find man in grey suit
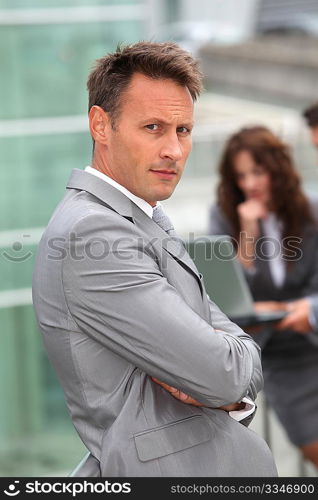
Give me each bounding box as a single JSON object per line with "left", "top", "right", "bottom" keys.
{"left": 32, "top": 41, "right": 277, "bottom": 477}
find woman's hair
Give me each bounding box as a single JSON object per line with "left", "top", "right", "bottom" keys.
{"left": 216, "top": 126, "right": 315, "bottom": 242}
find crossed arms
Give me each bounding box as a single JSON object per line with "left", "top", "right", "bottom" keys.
{"left": 62, "top": 212, "right": 263, "bottom": 409}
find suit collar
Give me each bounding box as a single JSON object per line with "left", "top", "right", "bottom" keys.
{"left": 66, "top": 168, "right": 134, "bottom": 218}
{"left": 84, "top": 166, "right": 154, "bottom": 218}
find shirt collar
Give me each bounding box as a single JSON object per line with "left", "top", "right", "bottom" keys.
{"left": 85, "top": 166, "right": 154, "bottom": 218}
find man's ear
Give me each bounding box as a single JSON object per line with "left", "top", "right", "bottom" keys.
{"left": 89, "top": 105, "right": 111, "bottom": 145}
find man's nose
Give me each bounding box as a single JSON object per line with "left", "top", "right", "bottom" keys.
{"left": 159, "top": 133, "right": 183, "bottom": 162}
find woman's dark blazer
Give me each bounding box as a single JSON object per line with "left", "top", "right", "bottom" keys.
{"left": 208, "top": 197, "right": 318, "bottom": 446}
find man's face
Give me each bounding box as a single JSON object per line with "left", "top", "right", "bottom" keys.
{"left": 310, "top": 126, "right": 318, "bottom": 150}
{"left": 95, "top": 73, "right": 194, "bottom": 206}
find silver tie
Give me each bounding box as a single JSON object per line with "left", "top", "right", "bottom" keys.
{"left": 152, "top": 205, "right": 186, "bottom": 258}
{"left": 152, "top": 205, "right": 175, "bottom": 235}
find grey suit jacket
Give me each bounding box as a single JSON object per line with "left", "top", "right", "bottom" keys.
{"left": 32, "top": 169, "right": 277, "bottom": 477}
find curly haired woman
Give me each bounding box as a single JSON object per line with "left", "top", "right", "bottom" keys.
{"left": 209, "top": 126, "right": 318, "bottom": 469}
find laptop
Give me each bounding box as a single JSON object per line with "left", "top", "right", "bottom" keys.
{"left": 186, "top": 235, "right": 287, "bottom": 328}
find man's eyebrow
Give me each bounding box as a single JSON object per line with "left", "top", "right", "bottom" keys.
{"left": 141, "top": 117, "right": 195, "bottom": 127}
{"left": 179, "top": 121, "right": 194, "bottom": 129}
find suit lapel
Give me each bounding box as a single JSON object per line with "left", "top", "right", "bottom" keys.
{"left": 66, "top": 168, "right": 134, "bottom": 219}
{"left": 131, "top": 204, "right": 203, "bottom": 292}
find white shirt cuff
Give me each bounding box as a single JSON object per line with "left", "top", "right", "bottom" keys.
{"left": 229, "top": 396, "right": 255, "bottom": 422}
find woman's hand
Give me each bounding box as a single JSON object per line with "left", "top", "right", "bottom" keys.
{"left": 254, "top": 301, "right": 288, "bottom": 312}
{"left": 276, "top": 299, "right": 312, "bottom": 334}
{"left": 237, "top": 199, "right": 268, "bottom": 270}
{"left": 255, "top": 300, "right": 312, "bottom": 334}
{"left": 237, "top": 199, "right": 268, "bottom": 238}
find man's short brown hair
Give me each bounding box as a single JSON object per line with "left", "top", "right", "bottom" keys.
{"left": 87, "top": 41, "right": 203, "bottom": 127}
{"left": 303, "top": 102, "right": 318, "bottom": 128}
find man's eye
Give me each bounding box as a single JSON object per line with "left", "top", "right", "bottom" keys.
{"left": 145, "top": 124, "right": 159, "bottom": 131}
{"left": 177, "top": 127, "right": 191, "bottom": 134}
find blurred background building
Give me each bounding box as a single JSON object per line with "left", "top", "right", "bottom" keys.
{"left": 1, "top": 0, "right": 318, "bottom": 476}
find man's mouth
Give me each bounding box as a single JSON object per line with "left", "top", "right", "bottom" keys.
{"left": 150, "top": 169, "right": 177, "bottom": 179}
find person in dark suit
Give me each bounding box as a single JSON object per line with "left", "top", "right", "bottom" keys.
{"left": 303, "top": 102, "right": 318, "bottom": 150}
{"left": 209, "top": 125, "right": 318, "bottom": 469}
{"left": 273, "top": 103, "right": 318, "bottom": 355}
{"left": 32, "top": 43, "right": 277, "bottom": 477}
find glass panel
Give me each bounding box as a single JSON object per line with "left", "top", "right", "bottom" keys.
{"left": 0, "top": 0, "right": 147, "bottom": 476}
{"left": 1, "top": 20, "right": 144, "bottom": 119}
{"left": 0, "top": 0, "right": 140, "bottom": 9}
{"left": 0, "top": 132, "right": 92, "bottom": 230}
{"left": 0, "top": 305, "right": 86, "bottom": 476}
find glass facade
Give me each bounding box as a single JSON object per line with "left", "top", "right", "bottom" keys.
{"left": 0, "top": 0, "right": 149, "bottom": 476}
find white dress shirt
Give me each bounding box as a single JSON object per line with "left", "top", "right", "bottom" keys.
{"left": 262, "top": 213, "right": 286, "bottom": 288}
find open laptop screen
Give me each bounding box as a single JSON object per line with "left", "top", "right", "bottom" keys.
{"left": 186, "top": 235, "right": 255, "bottom": 318}
{"left": 186, "top": 235, "right": 287, "bottom": 326}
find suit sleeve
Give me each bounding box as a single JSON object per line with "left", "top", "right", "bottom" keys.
{"left": 208, "top": 203, "right": 263, "bottom": 401}
{"left": 207, "top": 297, "right": 263, "bottom": 402}
{"left": 62, "top": 212, "right": 263, "bottom": 408}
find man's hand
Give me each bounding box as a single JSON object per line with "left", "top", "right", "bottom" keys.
{"left": 151, "top": 377, "right": 245, "bottom": 411}
{"left": 219, "top": 402, "right": 246, "bottom": 412}
{"left": 151, "top": 377, "right": 204, "bottom": 406}
{"left": 276, "top": 298, "right": 312, "bottom": 334}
